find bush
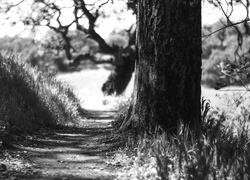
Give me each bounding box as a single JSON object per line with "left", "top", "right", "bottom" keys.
{"left": 0, "top": 52, "right": 82, "bottom": 133}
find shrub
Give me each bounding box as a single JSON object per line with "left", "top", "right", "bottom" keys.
{"left": 0, "top": 52, "right": 82, "bottom": 133}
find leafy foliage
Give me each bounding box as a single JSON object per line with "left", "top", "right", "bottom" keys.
{"left": 202, "top": 20, "right": 250, "bottom": 88}
{"left": 0, "top": 36, "right": 75, "bottom": 72}
{"left": 0, "top": 36, "right": 57, "bottom": 70}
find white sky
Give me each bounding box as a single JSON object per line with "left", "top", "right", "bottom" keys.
{"left": 0, "top": 1, "right": 248, "bottom": 39}
{"left": 0, "top": 0, "right": 135, "bottom": 39}
{"left": 202, "top": 1, "right": 248, "bottom": 25}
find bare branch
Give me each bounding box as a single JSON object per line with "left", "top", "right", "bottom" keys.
{"left": 70, "top": 54, "right": 113, "bottom": 67}
{"left": 216, "top": 0, "right": 244, "bottom": 60}
{"left": 73, "top": 0, "right": 116, "bottom": 54}
{"left": 96, "top": 0, "right": 110, "bottom": 15}
{"left": 4, "top": 0, "right": 25, "bottom": 13}
{"left": 202, "top": 19, "right": 250, "bottom": 41}
{"left": 79, "top": 0, "right": 97, "bottom": 24}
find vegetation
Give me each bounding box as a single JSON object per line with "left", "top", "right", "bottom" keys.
{"left": 0, "top": 35, "right": 81, "bottom": 72}
{"left": 202, "top": 20, "right": 250, "bottom": 89}
{"left": 112, "top": 96, "right": 250, "bottom": 179}
{"left": 0, "top": 0, "right": 136, "bottom": 95}
{"left": 1, "top": 0, "right": 250, "bottom": 179}
{"left": 0, "top": 51, "right": 82, "bottom": 135}
{"left": 110, "top": 1, "right": 250, "bottom": 177}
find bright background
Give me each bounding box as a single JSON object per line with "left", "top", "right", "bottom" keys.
{"left": 1, "top": 1, "right": 249, "bottom": 111}
{"left": 0, "top": 1, "right": 247, "bottom": 39}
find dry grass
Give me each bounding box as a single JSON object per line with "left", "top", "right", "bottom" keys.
{"left": 113, "top": 91, "right": 250, "bottom": 180}
{"left": 0, "top": 52, "right": 82, "bottom": 134}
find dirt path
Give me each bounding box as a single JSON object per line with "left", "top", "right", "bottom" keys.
{"left": 1, "top": 69, "right": 128, "bottom": 180}
{"left": 1, "top": 110, "right": 119, "bottom": 180}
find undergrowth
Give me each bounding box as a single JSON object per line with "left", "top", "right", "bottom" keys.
{"left": 0, "top": 52, "right": 82, "bottom": 134}
{"left": 112, "top": 96, "right": 250, "bottom": 180}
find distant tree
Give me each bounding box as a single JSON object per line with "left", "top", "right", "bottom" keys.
{"left": 0, "top": 36, "right": 44, "bottom": 65}
{"left": 119, "top": 0, "right": 202, "bottom": 133}
{"left": 0, "top": 0, "right": 136, "bottom": 95}
{"left": 0, "top": 36, "right": 66, "bottom": 71}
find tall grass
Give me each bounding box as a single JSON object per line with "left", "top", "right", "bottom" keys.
{"left": 113, "top": 97, "right": 250, "bottom": 180}
{"left": 0, "top": 52, "right": 82, "bottom": 133}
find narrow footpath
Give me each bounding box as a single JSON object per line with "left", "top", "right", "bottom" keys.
{"left": 0, "top": 110, "right": 119, "bottom": 180}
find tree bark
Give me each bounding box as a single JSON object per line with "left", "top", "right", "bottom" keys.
{"left": 123, "top": 0, "right": 202, "bottom": 133}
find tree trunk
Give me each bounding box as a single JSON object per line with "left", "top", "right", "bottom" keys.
{"left": 102, "top": 47, "right": 135, "bottom": 95}
{"left": 123, "top": 0, "right": 201, "bottom": 133}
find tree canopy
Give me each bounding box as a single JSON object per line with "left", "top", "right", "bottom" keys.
{"left": 0, "top": 0, "right": 135, "bottom": 60}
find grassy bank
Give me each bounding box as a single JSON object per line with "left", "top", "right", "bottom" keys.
{"left": 0, "top": 52, "right": 82, "bottom": 134}
{"left": 113, "top": 96, "right": 250, "bottom": 180}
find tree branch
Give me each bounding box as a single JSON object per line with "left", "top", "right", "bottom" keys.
{"left": 73, "top": 0, "right": 116, "bottom": 54}
{"left": 3, "top": 0, "right": 25, "bottom": 13}
{"left": 70, "top": 54, "right": 113, "bottom": 67}
{"left": 202, "top": 19, "right": 250, "bottom": 42}
{"left": 96, "top": 0, "right": 110, "bottom": 16}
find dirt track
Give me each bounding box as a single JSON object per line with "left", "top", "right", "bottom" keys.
{"left": 1, "top": 110, "right": 119, "bottom": 180}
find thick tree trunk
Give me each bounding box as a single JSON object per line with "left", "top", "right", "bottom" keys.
{"left": 123, "top": 0, "right": 202, "bottom": 133}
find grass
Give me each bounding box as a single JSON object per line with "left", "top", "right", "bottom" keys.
{"left": 112, "top": 94, "right": 250, "bottom": 180}
{"left": 0, "top": 51, "right": 82, "bottom": 135}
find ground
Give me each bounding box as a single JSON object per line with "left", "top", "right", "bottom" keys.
{"left": 1, "top": 64, "right": 249, "bottom": 179}
{"left": 0, "top": 110, "right": 118, "bottom": 180}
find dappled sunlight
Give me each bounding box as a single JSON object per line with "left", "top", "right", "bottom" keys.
{"left": 4, "top": 115, "right": 118, "bottom": 179}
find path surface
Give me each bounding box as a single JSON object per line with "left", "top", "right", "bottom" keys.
{"left": 1, "top": 67, "right": 130, "bottom": 179}
{"left": 1, "top": 110, "right": 119, "bottom": 180}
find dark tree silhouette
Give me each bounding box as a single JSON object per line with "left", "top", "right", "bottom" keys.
{"left": 119, "top": 0, "right": 202, "bottom": 133}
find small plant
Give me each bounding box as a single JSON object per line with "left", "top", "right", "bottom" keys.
{"left": 111, "top": 96, "right": 132, "bottom": 130}
{"left": 115, "top": 96, "right": 132, "bottom": 112}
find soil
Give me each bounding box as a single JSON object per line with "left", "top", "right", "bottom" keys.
{"left": 0, "top": 110, "right": 120, "bottom": 180}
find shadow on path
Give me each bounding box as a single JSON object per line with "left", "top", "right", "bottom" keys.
{"left": 8, "top": 110, "right": 119, "bottom": 180}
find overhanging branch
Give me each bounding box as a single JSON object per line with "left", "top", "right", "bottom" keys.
{"left": 202, "top": 19, "right": 250, "bottom": 41}
{"left": 70, "top": 53, "right": 113, "bottom": 66}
